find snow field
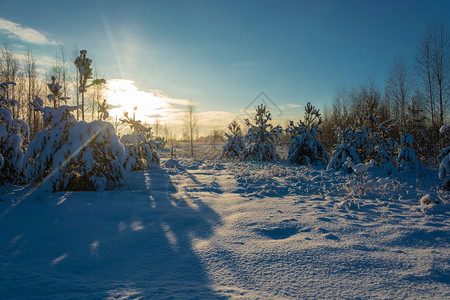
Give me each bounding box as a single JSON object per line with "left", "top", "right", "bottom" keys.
{"left": 0, "top": 156, "right": 449, "bottom": 299}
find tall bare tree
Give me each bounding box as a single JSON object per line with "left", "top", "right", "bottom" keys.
{"left": 184, "top": 102, "right": 198, "bottom": 157}
{"left": 0, "top": 43, "right": 19, "bottom": 117}
{"left": 385, "top": 57, "right": 413, "bottom": 127}
{"left": 430, "top": 23, "right": 450, "bottom": 130}
{"left": 416, "top": 22, "right": 450, "bottom": 150}
{"left": 24, "top": 49, "right": 39, "bottom": 135}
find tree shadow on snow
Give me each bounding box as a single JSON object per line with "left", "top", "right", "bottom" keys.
{"left": 0, "top": 168, "right": 224, "bottom": 299}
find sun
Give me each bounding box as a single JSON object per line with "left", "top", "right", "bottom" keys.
{"left": 105, "top": 79, "right": 169, "bottom": 124}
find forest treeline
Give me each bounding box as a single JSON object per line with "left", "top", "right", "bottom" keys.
{"left": 317, "top": 23, "right": 449, "bottom": 161}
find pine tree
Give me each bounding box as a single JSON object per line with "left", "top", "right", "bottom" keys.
{"left": 397, "top": 127, "right": 422, "bottom": 174}
{"left": 356, "top": 96, "right": 397, "bottom": 173}
{"left": 241, "top": 104, "right": 281, "bottom": 161}
{"left": 222, "top": 120, "right": 245, "bottom": 158}
{"left": 47, "top": 75, "right": 70, "bottom": 109}
{"left": 120, "top": 111, "right": 159, "bottom": 171}
{"left": 74, "top": 50, "right": 93, "bottom": 121}
{"left": 24, "top": 100, "right": 125, "bottom": 191}
{"left": 287, "top": 102, "right": 329, "bottom": 165}
{"left": 327, "top": 126, "right": 363, "bottom": 171}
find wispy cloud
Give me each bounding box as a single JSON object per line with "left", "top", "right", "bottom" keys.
{"left": 285, "top": 103, "right": 302, "bottom": 109}
{"left": 0, "top": 18, "right": 59, "bottom": 45}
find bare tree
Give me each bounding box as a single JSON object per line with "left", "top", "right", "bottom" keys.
{"left": 416, "top": 22, "right": 450, "bottom": 150}
{"left": 430, "top": 23, "right": 450, "bottom": 131}
{"left": 385, "top": 57, "right": 413, "bottom": 127}
{"left": 89, "top": 70, "right": 106, "bottom": 121}
{"left": 71, "top": 47, "right": 81, "bottom": 119}
{"left": 209, "top": 128, "right": 223, "bottom": 149}
{"left": 24, "top": 49, "right": 39, "bottom": 135}
{"left": 0, "top": 43, "right": 19, "bottom": 117}
{"left": 154, "top": 119, "right": 160, "bottom": 138}
{"left": 184, "top": 102, "right": 198, "bottom": 157}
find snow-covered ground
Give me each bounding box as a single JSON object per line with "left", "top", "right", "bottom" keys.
{"left": 1, "top": 149, "right": 449, "bottom": 299}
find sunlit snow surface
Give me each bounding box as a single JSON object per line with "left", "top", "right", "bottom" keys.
{"left": 1, "top": 154, "right": 449, "bottom": 299}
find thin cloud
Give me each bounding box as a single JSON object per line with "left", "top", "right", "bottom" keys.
{"left": 0, "top": 18, "right": 59, "bottom": 45}
{"left": 145, "top": 113, "right": 165, "bottom": 119}
{"left": 285, "top": 103, "right": 302, "bottom": 108}
{"left": 14, "top": 52, "right": 55, "bottom": 68}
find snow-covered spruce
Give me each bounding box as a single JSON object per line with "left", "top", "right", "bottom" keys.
{"left": 355, "top": 98, "right": 397, "bottom": 173}
{"left": 397, "top": 129, "right": 422, "bottom": 174}
{"left": 241, "top": 104, "right": 281, "bottom": 161}
{"left": 152, "top": 137, "right": 166, "bottom": 149}
{"left": 327, "top": 127, "right": 363, "bottom": 171}
{"left": 437, "top": 125, "right": 450, "bottom": 185}
{"left": 328, "top": 100, "right": 397, "bottom": 173}
{"left": 287, "top": 102, "right": 329, "bottom": 165}
{"left": 120, "top": 112, "right": 159, "bottom": 171}
{"left": 24, "top": 102, "right": 125, "bottom": 191}
{"left": 363, "top": 119, "right": 398, "bottom": 174}
{"left": 0, "top": 82, "right": 29, "bottom": 184}
{"left": 222, "top": 120, "right": 245, "bottom": 159}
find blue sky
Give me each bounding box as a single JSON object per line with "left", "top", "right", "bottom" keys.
{"left": 0, "top": 0, "right": 449, "bottom": 128}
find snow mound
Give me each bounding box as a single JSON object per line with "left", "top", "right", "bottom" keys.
{"left": 164, "top": 159, "right": 181, "bottom": 169}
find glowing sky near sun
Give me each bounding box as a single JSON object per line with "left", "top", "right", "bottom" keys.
{"left": 106, "top": 79, "right": 170, "bottom": 123}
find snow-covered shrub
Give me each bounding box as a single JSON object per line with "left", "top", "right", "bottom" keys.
{"left": 0, "top": 82, "right": 29, "bottom": 184}
{"left": 328, "top": 99, "right": 397, "bottom": 173}
{"left": 345, "top": 158, "right": 375, "bottom": 195}
{"left": 241, "top": 104, "right": 282, "bottom": 161}
{"left": 153, "top": 137, "right": 166, "bottom": 149}
{"left": 437, "top": 125, "right": 450, "bottom": 189}
{"left": 222, "top": 120, "right": 245, "bottom": 159}
{"left": 398, "top": 129, "right": 422, "bottom": 174}
{"left": 287, "top": 102, "right": 329, "bottom": 165}
{"left": 327, "top": 127, "right": 363, "bottom": 171}
{"left": 362, "top": 119, "right": 398, "bottom": 174}
{"left": 120, "top": 112, "right": 159, "bottom": 171}
{"left": 24, "top": 102, "right": 126, "bottom": 191}
{"left": 354, "top": 98, "right": 397, "bottom": 173}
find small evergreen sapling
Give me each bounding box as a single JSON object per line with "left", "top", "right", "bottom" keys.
{"left": 397, "top": 128, "right": 422, "bottom": 174}
{"left": 222, "top": 120, "right": 245, "bottom": 159}
{"left": 0, "top": 81, "right": 29, "bottom": 184}
{"left": 47, "top": 76, "right": 70, "bottom": 109}
{"left": 287, "top": 102, "right": 329, "bottom": 165}
{"left": 120, "top": 112, "right": 159, "bottom": 171}
{"left": 345, "top": 158, "right": 375, "bottom": 195}
{"left": 327, "top": 127, "right": 363, "bottom": 171}
{"left": 328, "top": 98, "right": 397, "bottom": 173}
{"left": 241, "top": 104, "right": 282, "bottom": 161}
{"left": 355, "top": 98, "right": 397, "bottom": 173}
